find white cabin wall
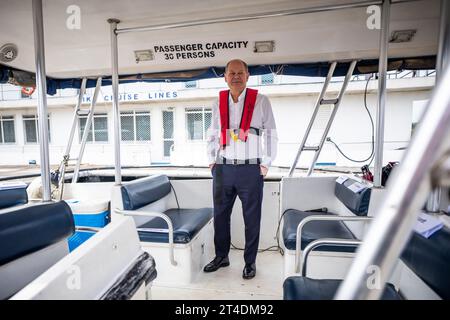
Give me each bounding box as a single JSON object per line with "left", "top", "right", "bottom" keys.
{"left": 0, "top": 77, "right": 433, "bottom": 167}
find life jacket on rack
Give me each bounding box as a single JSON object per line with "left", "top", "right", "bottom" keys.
{"left": 219, "top": 88, "right": 258, "bottom": 149}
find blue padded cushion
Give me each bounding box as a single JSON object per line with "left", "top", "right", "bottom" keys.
{"left": 282, "top": 209, "right": 356, "bottom": 252}
{"left": 0, "top": 201, "right": 75, "bottom": 266}
{"left": 334, "top": 178, "right": 371, "bottom": 216}
{"left": 121, "top": 175, "right": 171, "bottom": 210}
{"left": 401, "top": 226, "right": 450, "bottom": 300}
{"left": 283, "top": 277, "right": 402, "bottom": 300}
{"left": 137, "top": 208, "right": 213, "bottom": 244}
{"left": 0, "top": 187, "right": 28, "bottom": 210}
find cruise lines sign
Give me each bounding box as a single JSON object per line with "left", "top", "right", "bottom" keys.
{"left": 82, "top": 91, "right": 178, "bottom": 103}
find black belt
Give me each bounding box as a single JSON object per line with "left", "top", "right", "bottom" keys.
{"left": 221, "top": 158, "right": 261, "bottom": 165}
{"left": 230, "top": 127, "right": 262, "bottom": 136}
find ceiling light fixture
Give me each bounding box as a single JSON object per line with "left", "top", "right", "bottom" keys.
{"left": 389, "top": 30, "right": 416, "bottom": 43}
{"left": 134, "top": 49, "right": 154, "bottom": 63}
{"left": 254, "top": 41, "right": 275, "bottom": 53}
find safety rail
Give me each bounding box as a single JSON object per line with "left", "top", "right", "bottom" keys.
{"left": 115, "top": 208, "right": 178, "bottom": 266}
{"left": 295, "top": 215, "right": 372, "bottom": 273}
{"left": 301, "top": 238, "right": 362, "bottom": 276}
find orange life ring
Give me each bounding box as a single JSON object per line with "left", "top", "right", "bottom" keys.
{"left": 21, "top": 86, "right": 35, "bottom": 96}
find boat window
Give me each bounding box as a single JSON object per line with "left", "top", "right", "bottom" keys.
{"left": 260, "top": 73, "right": 274, "bottom": 85}
{"left": 186, "top": 107, "right": 212, "bottom": 141}
{"left": 78, "top": 113, "right": 108, "bottom": 143}
{"left": 0, "top": 115, "right": 15, "bottom": 144}
{"left": 163, "top": 110, "right": 174, "bottom": 158}
{"left": 23, "top": 114, "right": 50, "bottom": 144}
{"left": 120, "top": 111, "right": 151, "bottom": 142}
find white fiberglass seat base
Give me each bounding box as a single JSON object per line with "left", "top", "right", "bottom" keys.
{"left": 11, "top": 215, "right": 155, "bottom": 300}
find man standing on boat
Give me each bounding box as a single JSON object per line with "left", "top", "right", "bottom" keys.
{"left": 204, "top": 59, "right": 278, "bottom": 279}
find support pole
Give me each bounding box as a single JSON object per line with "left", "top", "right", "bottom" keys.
{"left": 427, "top": 0, "right": 450, "bottom": 211}
{"left": 373, "top": 0, "right": 390, "bottom": 187}
{"left": 32, "top": 0, "right": 51, "bottom": 201}
{"left": 436, "top": 0, "right": 450, "bottom": 80}
{"left": 108, "top": 18, "right": 122, "bottom": 185}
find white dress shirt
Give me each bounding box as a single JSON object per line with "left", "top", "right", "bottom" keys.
{"left": 206, "top": 89, "right": 278, "bottom": 167}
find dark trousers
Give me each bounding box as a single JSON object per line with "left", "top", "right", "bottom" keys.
{"left": 212, "top": 164, "right": 264, "bottom": 264}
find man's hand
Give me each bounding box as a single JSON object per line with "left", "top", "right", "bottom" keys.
{"left": 260, "top": 165, "right": 268, "bottom": 177}
{"left": 209, "top": 163, "right": 215, "bottom": 170}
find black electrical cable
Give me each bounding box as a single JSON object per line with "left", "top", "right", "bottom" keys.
{"left": 230, "top": 207, "right": 328, "bottom": 256}
{"left": 230, "top": 210, "right": 287, "bottom": 255}
{"left": 230, "top": 242, "right": 280, "bottom": 253}
{"left": 327, "top": 74, "right": 375, "bottom": 164}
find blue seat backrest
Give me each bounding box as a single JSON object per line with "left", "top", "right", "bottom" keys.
{"left": 120, "top": 174, "right": 171, "bottom": 210}
{"left": 401, "top": 226, "right": 450, "bottom": 300}
{"left": 0, "top": 186, "right": 28, "bottom": 210}
{"left": 0, "top": 201, "right": 75, "bottom": 266}
{"left": 334, "top": 177, "right": 371, "bottom": 216}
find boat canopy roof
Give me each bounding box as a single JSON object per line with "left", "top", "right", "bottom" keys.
{"left": 0, "top": 0, "right": 440, "bottom": 93}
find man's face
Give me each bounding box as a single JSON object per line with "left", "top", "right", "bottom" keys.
{"left": 224, "top": 61, "right": 249, "bottom": 93}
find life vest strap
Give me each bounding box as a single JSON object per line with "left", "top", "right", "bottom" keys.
{"left": 219, "top": 88, "right": 258, "bottom": 148}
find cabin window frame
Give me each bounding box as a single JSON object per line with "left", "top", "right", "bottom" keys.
{"left": 185, "top": 107, "right": 212, "bottom": 141}
{"left": 23, "top": 114, "right": 51, "bottom": 144}
{"left": 0, "top": 115, "right": 16, "bottom": 144}
{"left": 120, "top": 110, "right": 151, "bottom": 143}
{"left": 78, "top": 113, "right": 109, "bottom": 143}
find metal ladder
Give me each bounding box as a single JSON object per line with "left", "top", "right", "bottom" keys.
{"left": 57, "top": 77, "right": 102, "bottom": 199}
{"left": 288, "top": 60, "right": 357, "bottom": 177}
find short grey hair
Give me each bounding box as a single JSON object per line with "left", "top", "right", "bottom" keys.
{"left": 225, "top": 59, "right": 249, "bottom": 74}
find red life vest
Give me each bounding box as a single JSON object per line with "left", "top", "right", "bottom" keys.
{"left": 219, "top": 88, "right": 258, "bottom": 149}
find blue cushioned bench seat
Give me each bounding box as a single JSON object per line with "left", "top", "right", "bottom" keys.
{"left": 282, "top": 177, "right": 371, "bottom": 253}
{"left": 282, "top": 209, "right": 357, "bottom": 252}
{"left": 121, "top": 175, "right": 171, "bottom": 211}
{"left": 138, "top": 208, "right": 213, "bottom": 244}
{"left": 0, "top": 185, "right": 28, "bottom": 210}
{"left": 283, "top": 277, "right": 402, "bottom": 300}
{"left": 0, "top": 201, "right": 74, "bottom": 265}
{"left": 401, "top": 225, "right": 450, "bottom": 300}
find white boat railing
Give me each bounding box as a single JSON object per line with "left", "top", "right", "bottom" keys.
{"left": 115, "top": 208, "right": 178, "bottom": 266}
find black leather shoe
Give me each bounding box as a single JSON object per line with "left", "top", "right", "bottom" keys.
{"left": 203, "top": 256, "right": 230, "bottom": 272}
{"left": 242, "top": 263, "right": 256, "bottom": 279}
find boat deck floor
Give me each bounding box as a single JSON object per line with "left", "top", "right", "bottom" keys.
{"left": 151, "top": 250, "right": 284, "bottom": 300}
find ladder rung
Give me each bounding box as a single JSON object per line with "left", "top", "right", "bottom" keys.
{"left": 77, "top": 110, "right": 90, "bottom": 116}
{"left": 302, "top": 146, "right": 319, "bottom": 151}
{"left": 320, "top": 98, "right": 339, "bottom": 105}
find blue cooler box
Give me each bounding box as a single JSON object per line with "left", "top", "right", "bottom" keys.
{"left": 66, "top": 199, "right": 110, "bottom": 251}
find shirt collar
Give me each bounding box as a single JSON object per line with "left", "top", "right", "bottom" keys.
{"left": 228, "top": 89, "right": 247, "bottom": 103}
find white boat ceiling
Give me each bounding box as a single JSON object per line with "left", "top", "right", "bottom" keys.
{"left": 0, "top": 0, "right": 441, "bottom": 79}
